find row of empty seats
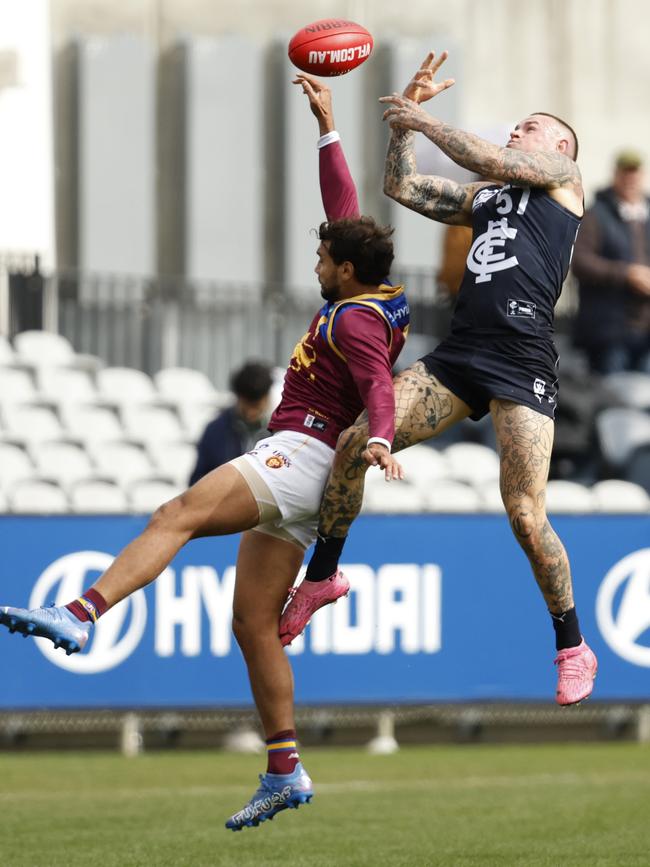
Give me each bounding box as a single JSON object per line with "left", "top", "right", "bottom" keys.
{"left": 0, "top": 331, "right": 648, "bottom": 514}
{"left": 0, "top": 477, "right": 183, "bottom": 515}
{"left": 360, "top": 444, "right": 650, "bottom": 513}
{"left": 0, "top": 438, "right": 195, "bottom": 492}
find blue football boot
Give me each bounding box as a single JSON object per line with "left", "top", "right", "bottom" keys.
{"left": 0, "top": 604, "right": 91, "bottom": 655}
{"left": 225, "top": 762, "right": 313, "bottom": 831}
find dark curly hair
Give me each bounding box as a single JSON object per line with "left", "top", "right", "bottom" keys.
{"left": 319, "top": 217, "right": 394, "bottom": 285}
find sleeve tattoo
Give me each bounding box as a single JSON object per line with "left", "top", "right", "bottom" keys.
{"left": 419, "top": 121, "right": 581, "bottom": 190}
{"left": 383, "top": 129, "right": 487, "bottom": 226}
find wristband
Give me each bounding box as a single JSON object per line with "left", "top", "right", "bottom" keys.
{"left": 317, "top": 130, "right": 340, "bottom": 149}
{"left": 367, "top": 437, "right": 391, "bottom": 452}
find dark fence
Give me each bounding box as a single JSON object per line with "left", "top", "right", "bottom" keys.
{"left": 2, "top": 258, "right": 578, "bottom": 390}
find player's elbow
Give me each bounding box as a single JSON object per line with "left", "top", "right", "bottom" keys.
{"left": 383, "top": 175, "right": 402, "bottom": 201}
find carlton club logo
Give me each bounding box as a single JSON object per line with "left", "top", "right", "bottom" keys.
{"left": 596, "top": 548, "right": 650, "bottom": 667}
{"left": 29, "top": 551, "right": 147, "bottom": 674}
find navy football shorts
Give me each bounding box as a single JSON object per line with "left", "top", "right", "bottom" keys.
{"left": 420, "top": 335, "right": 559, "bottom": 421}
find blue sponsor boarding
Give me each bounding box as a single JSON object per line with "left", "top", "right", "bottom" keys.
{"left": 1, "top": 514, "right": 649, "bottom": 708}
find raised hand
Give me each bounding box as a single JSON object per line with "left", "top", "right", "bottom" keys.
{"left": 379, "top": 92, "right": 433, "bottom": 134}
{"left": 293, "top": 73, "right": 335, "bottom": 136}
{"left": 401, "top": 50, "right": 455, "bottom": 104}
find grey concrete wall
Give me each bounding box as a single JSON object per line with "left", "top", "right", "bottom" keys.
{"left": 77, "top": 36, "right": 155, "bottom": 276}
{"left": 50, "top": 0, "right": 650, "bottom": 276}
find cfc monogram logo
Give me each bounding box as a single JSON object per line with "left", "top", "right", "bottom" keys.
{"left": 467, "top": 185, "right": 530, "bottom": 284}
{"left": 466, "top": 218, "right": 519, "bottom": 283}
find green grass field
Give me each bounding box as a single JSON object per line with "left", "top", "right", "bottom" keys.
{"left": 1, "top": 743, "right": 649, "bottom": 866}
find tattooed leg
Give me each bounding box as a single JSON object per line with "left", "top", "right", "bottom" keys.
{"left": 491, "top": 399, "right": 574, "bottom": 613}
{"left": 318, "top": 362, "right": 471, "bottom": 537}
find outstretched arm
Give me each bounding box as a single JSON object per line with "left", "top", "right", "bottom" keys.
{"left": 380, "top": 49, "right": 581, "bottom": 199}
{"left": 294, "top": 74, "right": 360, "bottom": 220}
{"left": 382, "top": 50, "right": 489, "bottom": 226}
{"left": 384, "top": 127, "right": 490, "bottom": 226}
{"left": 381, "top": 97, "right": 580, "bottom": 192}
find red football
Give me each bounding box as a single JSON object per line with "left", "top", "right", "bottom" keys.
{"left": 288, "top": 19, "right": 373, "bottom": 77}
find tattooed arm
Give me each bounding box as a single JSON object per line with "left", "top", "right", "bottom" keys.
{"left": 383, "top": 126, "right": 491, "bottom": 226}
{"left": 381, "top": 95, "right": 582, "bottom": 199}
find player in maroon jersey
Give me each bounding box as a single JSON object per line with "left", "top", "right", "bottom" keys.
{"left": 0, "top": 76, "right": 409, "bottom": 830}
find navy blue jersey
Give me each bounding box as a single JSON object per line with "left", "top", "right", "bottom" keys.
{"left": 450, "top": 185, "right": 581, "bottom": 340}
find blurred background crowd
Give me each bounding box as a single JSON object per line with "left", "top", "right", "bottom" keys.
{"left": 0, "top": 0, "right": 649, "bottom": 514}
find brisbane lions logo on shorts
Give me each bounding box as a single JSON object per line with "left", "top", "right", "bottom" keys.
{"left": 266, "top": 452, "right": 291, "bottom": 469}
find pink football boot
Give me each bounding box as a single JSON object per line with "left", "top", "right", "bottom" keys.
{"left": 554, "top": 638, "right": 598, "bottom": 705}
{"left": 279, "top": 570, "right": 350, "bottom": 646}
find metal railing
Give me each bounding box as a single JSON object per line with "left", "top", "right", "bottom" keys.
{"left": 2, "top": 257, "right": 578, "bottom": 390}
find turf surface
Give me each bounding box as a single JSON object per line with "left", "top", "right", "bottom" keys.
{"left": 0, "top": 743, "right": 649, "bottom": 866}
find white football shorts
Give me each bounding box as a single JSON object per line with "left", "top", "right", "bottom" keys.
{"left": 229, "top": 430, "right": 335, "bottom": 550}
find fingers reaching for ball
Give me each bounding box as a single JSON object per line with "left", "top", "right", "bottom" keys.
{"left": 293, "top": 73, "right": 335, "bottom": 135}
{"left": 401, "top": 49, "right": 455, "bottom": 104}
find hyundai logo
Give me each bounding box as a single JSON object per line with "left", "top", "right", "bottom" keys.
{"left": 29, "top": 551, "right": 147, "bottom": 674}
{"left": 596, "top": 548, "right": 650, "bottom": 667}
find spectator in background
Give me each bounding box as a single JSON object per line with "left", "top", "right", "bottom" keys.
{"left": 572, "top": 150, "right": 650, "bottom": 374}
{"left": 189, "top": 361, "right": 273, "bottom": 484}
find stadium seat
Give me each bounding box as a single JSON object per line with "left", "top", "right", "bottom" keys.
{"left": 393, "top": 444, "right": 449, "bottom": 487}
{"left": 602, "top": 371, "right": 650, "bottom": 411}
{"left": 178, "top": 401, "right": 224, "bottom": 441}
{"left": 596, "top": 407, "right": 650, "bottom": 471}
{"left": 0, "top": 335, "right": 16, "bottom": 364}
{"left": 545, "top": 480, "right": 594, "bottom": 513}
{"left": 422, "top": 480, "right": 482, "bottom": 512}
{"left": 97, "top": 367, "right": 159, "bottom": 406}
{"left": 8, "top": 479, "right": 69, "bottom": 514}
{"left": 148, "top": 440, "right": 197, "bottom": 487}
{"left": 121, "top": 404, "right": 185, "bottom": 444}
{"left": 476, "top": 479, "right": 504, "bottom": 513}
{"left": 13, "top": 330, "right": 76, "bottom": 367}
{"left": 154, "top": 367, "right": 220, "bottom": 404}
{"left": 69, "top": 479, "right": 128, "bottom": 514}
{"left": 31, "top": 440, "right": 96, "bottom": 489}
{"left": 61, "top": 404, "right": 125, "bottom": 444}
{"left": 128, "top": 479, "right": 183, "bottom": 513}
{"left": 2, "top": 403, "right": 65, "bottom": 444}
{"left": 443, "top": 443, "right": 501, "bottom": 485}
{"left": 0, "top": 366, "right": 39, "bottom": 405}
{"left": 591, "top": 479, "right": 650, "bottom": 513}
{"left": 0, "top": 442, "right": 36, "bottom": 492}
{"left": 362, "top": 480, "right": 427, "bottom": 513}
{"left": 625, "top": 443, "right": 650, "bottom": 496}
{"left": 38, "top": 366, "right": 98, "bottom": 406}
{"left": 88, "top": 440, "right": 156, "bottom": 487}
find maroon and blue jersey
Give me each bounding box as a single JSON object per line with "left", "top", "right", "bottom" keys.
{"left": 269, "top": 137, "right": 409, "bottom": 449}
{"left": 270, "top": 285, "right": 409, "bottom": 448}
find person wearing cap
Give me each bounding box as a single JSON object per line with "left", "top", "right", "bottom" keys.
{"left": 572, "top": 150, "right": 650, "bottom": 374}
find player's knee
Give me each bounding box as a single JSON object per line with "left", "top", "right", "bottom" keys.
{"left": 334, "top": 423, "right": 368, "bottom": 466}
{"left": 232, "top": 609, "right": 274, "bottom": 650}
{"left": 148, "top": 492, "right": 193, "bottom": 534}
{"left": 506, "top": 499, "right": 545, "bottom": 545}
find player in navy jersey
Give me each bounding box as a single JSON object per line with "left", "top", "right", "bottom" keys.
{"left": 282, "top": 51, "right": 597, "bottom": 707}
{"left": 0, "top": 81, "right": 408, "bottom": 828}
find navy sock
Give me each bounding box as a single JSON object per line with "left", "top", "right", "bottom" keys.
{"left": 551, "top": 606, "right": 582, "bottom": 651}
{"left": 305, "top": 533, "right": 347, "bottom": 582}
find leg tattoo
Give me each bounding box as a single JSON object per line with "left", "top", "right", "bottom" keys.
{"left": 319, "top": 362, "right": 468, "bottom": 538}
{"left": 493, "top": 400, "right": 574, "bottom": 613}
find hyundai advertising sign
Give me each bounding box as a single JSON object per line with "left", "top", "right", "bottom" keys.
{"left": 1, "top": 515, "right": 649, "bottom": 708}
